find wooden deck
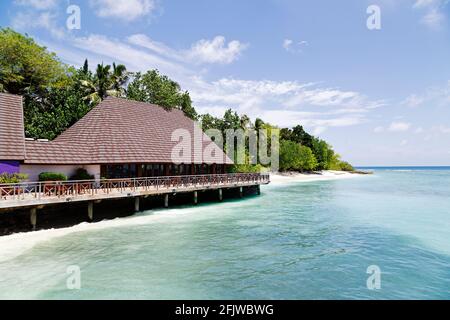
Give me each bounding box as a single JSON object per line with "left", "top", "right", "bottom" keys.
{"left": 0, "top": 173, "right": 270, "bottom": 210}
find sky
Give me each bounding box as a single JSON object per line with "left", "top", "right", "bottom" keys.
{"left": 1, "top": 0, "right": 450, "bottom": 166}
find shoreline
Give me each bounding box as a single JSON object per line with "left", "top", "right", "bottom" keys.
{"left": 269, "top": 170, "right": 367, "bottom": 185}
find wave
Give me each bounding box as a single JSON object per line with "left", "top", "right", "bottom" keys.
{"left": 0, "top": 196, "right": 261, "bottom": 263}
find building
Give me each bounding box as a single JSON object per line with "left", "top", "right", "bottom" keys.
{"left": 0, "top": 93, "right": 233, "bottom": 181}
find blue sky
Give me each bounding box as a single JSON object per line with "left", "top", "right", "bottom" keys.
{"left": 1, "top": 0, "right": 450, "bottom": 166}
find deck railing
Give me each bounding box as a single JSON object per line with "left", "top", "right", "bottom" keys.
{"left": 0, "top": 173, "right": 270, "bottom": 201}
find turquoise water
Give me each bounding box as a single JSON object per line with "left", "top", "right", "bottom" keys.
{"left": 0, "top": 168, "right": 449, "bottom": 299}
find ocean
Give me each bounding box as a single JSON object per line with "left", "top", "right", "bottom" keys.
{"left": 0, "top": 167, "right": 449, "bottom": 299}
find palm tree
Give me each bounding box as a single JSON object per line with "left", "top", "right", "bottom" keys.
{"left": 80, "top": 62, "right": 129, "bottom": 105}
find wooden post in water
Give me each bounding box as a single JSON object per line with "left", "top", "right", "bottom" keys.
{"left": 164, "top": 194, "right": 169, "bottom": 208}
{"left": 30, "top": 208, "right": 37, "bottom": 230}
{"left": 218, "top": 189, "right": 223, "bottom": 202}
{"left": 193, "top": 191, "right": 198, "bottom": 205}
{"left": 88, "top": 202, "right": 94, "bottom": 221}
{"left": 134, "top": 197, "right": 140, "bottom": 212}
{"left": 256, "top": 185, "right": 261, "bottom": 195}
{"left": 239, "top": 187, "right": 243, "bottom": 198}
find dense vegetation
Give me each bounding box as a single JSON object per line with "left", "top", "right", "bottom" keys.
{"left": 0, "top": 28, "right": 354, "bottom": 173}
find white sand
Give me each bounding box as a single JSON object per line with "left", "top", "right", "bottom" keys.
{"left": 269, "top": 170, "right": 362, "bottom": 185}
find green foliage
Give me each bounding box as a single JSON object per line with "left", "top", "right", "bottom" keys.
{"left": 81, "top": 62, "right": 129, "bottom": 105}
{"left": 280, "top": 140, "right": 302, "bottom": 171}
{"left": 338, "top": 161, "right": 355, "bottom": 172}
{"left": 280, "top": 125, "right": 314, "bottom": 148}
{"left": 312, "top": 138, "right": 330, "bottom": 170}
{"left": 70, "top": 168, "right": 94, "bottom": 181}
{"left": 0, "top": 28, "right": 68, "bottom": 95}
{"left": 38, "top": 172, "right": 68, "bottom": 182}
{"left": 279, "top": 141, "right": 318, "bottom": 172}
{"left": 228, "top": 164, "right": 264, "bottom": 173}
{"left": 126, "top": 70, "right": 198, "bottom": 120}
{"left": 24, "top": 67, "right": 92, "bottom": 139}
{"left": 298, "top": 145, "right": 318, "bottom": 171}
{"left": 0, "top": 173, "right": 28, "bottom": 184}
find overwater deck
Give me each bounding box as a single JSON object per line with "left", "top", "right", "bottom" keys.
{"left": 0, "top": 173, "right": 270, "bottom": 211}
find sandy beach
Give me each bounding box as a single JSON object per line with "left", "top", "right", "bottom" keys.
{"left": 269, "top": 170, "right": 363, "bottom": 185}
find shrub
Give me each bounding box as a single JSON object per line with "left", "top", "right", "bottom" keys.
{"left": 228, "top": 164, "right": 264, "bottom": 173}
{"left": 0, "top": 173, "right": 28, "bottom": 184}
{"left": 38, "top": 172, "right": 68, "bottom": 182}
{"left": 339, "top": 161, "right": 355, "bottom": 172}
{"left": 70, "top": 168, "right": 94, "bottom": 181}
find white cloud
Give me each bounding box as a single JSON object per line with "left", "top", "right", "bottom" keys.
{"left": 415, "top": 127, "right": 424, "bottom": 134}
{"left": 374, "top": 126, "right": 385, "bottom": 133}
{"left": 402, "top": 94, "right": 425, "bottom": 107}
{"left": 283, "top": 39, "right": 308, "bottom": 53}
{"left": 431, "top": 125, "right": 450, "bottom": 134}
{"left": 129, "top": 34, "right": 248, "bottom": 65}
{"left": 189, "top": 77, "right": 378, "bottom": 132}
{"left": 90, "top": 0, "right": 156, "bottom": 21}
{"left": 283, "top": 39, "right": 293, "bottom": 51}
{"left": 388, "top": 122, "right": 411, "bottom": 132}
{"left": 71, "top": 34, "right": 190, "bottom": 78}
{"left": 413, "top": 0, "right": 440, "bottom": 9}
{"left": 11, "top": 10, "right": 64, "bottom": 39}
{"left": 186, "top": 36, "right": 248, "bottom": 64}
{"left": 127, "top": 34, "right": 182, "bottom": 61}
{"left": 421, "top": 8, "right": 445, "bottom": 29}
{"left": 14, "top": 0, "right": 57, "bottom": 10}
{"left": 400, "top": 139, "right": 408, "bottom": 146}
{"left": 402, "top": 80, "right": 450, "bottom": 108}
{"left": 412, "top": 0, "right": 447, "bottom": 29}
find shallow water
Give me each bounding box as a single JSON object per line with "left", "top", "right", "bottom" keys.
{"left": 0, "top": 169, "right": 449, "bottom": 299}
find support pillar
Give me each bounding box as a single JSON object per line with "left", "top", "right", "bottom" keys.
{"left": 239, "top": 187, "right": 243, "bottom": 198}
{"left": 193, "top": 191, "right": 198, "bottom": 205}
{"left": 164, "top": 194, "right": 169, "bottom": 208}
{"left": 88, "top": 202, "right": 94, "bottom": 221}
{"left": 256, "top": 185, "right": 261, "bottom": 195}
{"left": 218, "top": 189, "right": 223, "bottom": 202}
{"left": 30, "top": 208, "right": 37, "bottom": 230}
{"left": 134, "top": 197, "right": 140, "bottom": 212}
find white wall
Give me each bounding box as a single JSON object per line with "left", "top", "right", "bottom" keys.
{"left": 20, "top": 164, "right": 101, "bottom": 182}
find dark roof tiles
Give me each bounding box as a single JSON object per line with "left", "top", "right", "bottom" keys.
{"left": 24, "top": 97, "right": 233, "bottom": 165}
{"left": 0, "top": 93, "right": 25, "bottom": 160}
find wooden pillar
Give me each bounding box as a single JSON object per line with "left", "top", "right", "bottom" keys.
{"left": 165, "top": 164, "right": 170, "bottom": 176}
{"left": 256, "top": 185, "right": 261, "bottom": 195}
{"left": 134, "top": 197, "right": 140, "bottom": 212}
{"left": 88, "top": 202, "right": 94, "bottom": 221}
{"left": 239, "top": 187, "right": 243, "bottom": 198}
{"left": 218, "top": 189, "right": 223, "bottom": 202}
{"left": 164, "top": 194, "right": 169, "bottom": 208}
{"left": 194, "top": 191, "right": 198, "bottom": 205}
{"left": 30, "top": 208, "right": 37, "bottom": 231}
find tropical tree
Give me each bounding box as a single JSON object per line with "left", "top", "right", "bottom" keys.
{"left": 0, "top": 28, "right": 67, "bottom": 96}
{"left": 279, "top": 140, "right": 302, "bottom": 171}
{"left": 298, "top": 146, "right": 318, "bottom": 171}
{"left": 24, "top": 67, "right": 91, "bottom": 139}
{"left": 126, "top": 70, "right": 197, "bottom": 119}
{"left": 81, "top": 62, "right": 128, "bottom": 105}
